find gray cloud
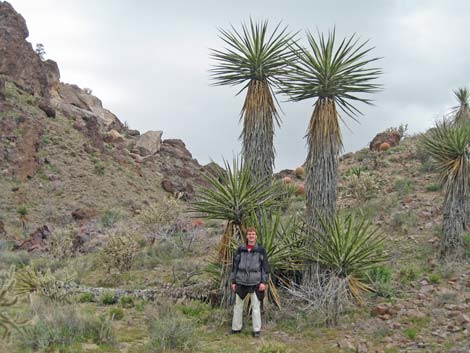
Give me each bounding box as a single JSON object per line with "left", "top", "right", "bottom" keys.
{"left": 9, "top": 0, "right": 470, "bottom": 170}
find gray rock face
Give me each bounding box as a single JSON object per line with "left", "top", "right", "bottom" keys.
{"left": 134, "top": 130, "right": 163, "bottom": 156}
{"left": 0, "top": 1, "right": 60, "bottom": 97}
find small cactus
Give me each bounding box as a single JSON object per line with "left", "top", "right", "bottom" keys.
{"left": 295, "top": 183, "right": 305, "bottom": 196}
{"left": 294, "top": 166, "right": 305, "bottom": 178}
{"left": 282, "top": 176, "right": 293, "bottom": 184}
{"left": 0, "top": 266, "right": 24, "bottom": 339}
{"left": 379, "top": 142, "right": 390, "bottom": 151}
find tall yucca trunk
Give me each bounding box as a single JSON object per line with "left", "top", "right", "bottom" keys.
{"left": 441, "top": 152, "right": 469, "bottom": 258}
{"left": 305, "top": 98, "right": 342, "bottom": 232}
{"left": 241, "top": 79, "right": 278, "bottom": 182}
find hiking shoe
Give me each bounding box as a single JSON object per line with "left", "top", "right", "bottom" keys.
{"left": 252, "top": 331, "right": 261, "bottom": 338}
{"left": 231, "top": 329, "right": 241, "bottom": 334}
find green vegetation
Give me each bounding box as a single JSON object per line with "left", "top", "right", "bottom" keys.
{"left": 211, "top": 19, "right": 295, "bottom": 182}
{"left": 281, "top": 29, "right": 382, "bottom": 229}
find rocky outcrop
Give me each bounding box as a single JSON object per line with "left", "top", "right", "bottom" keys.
{"left": 134, "top": 130, "right": 163, "bottom": 156}
{"left": 159, "top": 139, "right": 192, "bottom": 160}
{"left": 14, "top": 225, "right": 51, "bottom": 252}
{"left": 369, "top": 131, "right": 401, "bottom": 151}
{"left": 0, "top": 1, "right": 59, "bottom": 97}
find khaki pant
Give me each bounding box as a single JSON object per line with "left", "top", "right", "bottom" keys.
{"left": 231, "top": 293, "right": 261, "bottom": 332}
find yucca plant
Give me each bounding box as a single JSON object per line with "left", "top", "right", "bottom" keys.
{"left": 310, "top": 214, "right": 387, "bottom": 304}
{"left": 421, "top": 121, "right": 470, "bottom": 258}
{"left": 452, "top": 87, "right": 470, "bottom": 125}
{"left": 190, "top": 158, "right": 283, "bottom": 263}
{"left": 210, "top": 19, "right": 296, "bottom": 182}
{"left": 280, "top": 29, "right": 381, "bottom": 230}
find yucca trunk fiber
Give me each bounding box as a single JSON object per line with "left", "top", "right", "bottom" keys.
{"left": 305, "top": 98, "right": 342, "bottom": 232}
{"left": 241, "top": 79, "right": 278, "bottom": 182}
{"left": 441, "top": 167, "right": 467, "bottom": 259}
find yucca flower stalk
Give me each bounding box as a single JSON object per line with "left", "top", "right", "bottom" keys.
{"left": 421, "top": 121, "right": 470, "bottom": 258}
{"left": 281, "top": 29, "right": 382, "bottom": 230}
{"left": 452, "top": 87, "right": 470, "bottom": 125}
{"left": 210, "top": 19, "right": 296, "bottom": 182}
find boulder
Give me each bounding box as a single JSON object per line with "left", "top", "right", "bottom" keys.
{"left": 369, "top": 131, "right": 401, "bottom": 151}
{"left": 134, "top": 130, "right": 163, "bottom": 156}
{"left": 14, "top": 225, "right": 51, "bottom": 252}
{"left": 103, "top": 129, "right": 125, "bottom": 144}
{"left": 71, "top": 208, "right": 97, "bottom": 221}
{"left": 38, "top": 99, "right": 56, "bottom": 118}
{"left": 159, "top": 139, "right": 192, "bottom": 160}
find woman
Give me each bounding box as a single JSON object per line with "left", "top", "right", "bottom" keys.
{"left": 230, "top": 227, "right": 270, "bottom": 337}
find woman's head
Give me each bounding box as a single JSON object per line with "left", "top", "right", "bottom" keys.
{"left": 246, "top": 227, "right": 257, "bottom": 245}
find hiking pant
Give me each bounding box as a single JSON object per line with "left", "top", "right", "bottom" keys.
{"left": 231, "top": 293, "right": 261, "bottom": 332}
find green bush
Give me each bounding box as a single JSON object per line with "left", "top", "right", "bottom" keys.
{"left": 393, "top": 178, "right": 414, "bottom": 196}
{"left": 405, "top": 327, "right": 417, "bottom": 340}
{"left": 109, "top": 307, "right": 124, "bottom": 321}
{"left": 147, "top": 313, "right": 196, "bottom": 352}
{"left": 18, "top": 304, "right": 115, "bottom": 350}
{"left": 101, "top": 210, "right": 120, "bottom": 228}
{"left": 0, "top": 250, "right": 30, "bottom": 270}
{"left": 399, "top": 265, "right": 420, "bottom": 283}
{"left": 425, "top": 183, "right": 441, "bottom": 192}
{"left": 429, "top": 273, "right": 441, "bottom": 284}
{"left": 259, "top": 342, "right": 289, "bottom": 353}
{"left": 120, "top": 295, "right": 134, "bottom": 308}
{"left": 78, "top": 292, "right": 94, "bottom": 303}
{"left": 101, "top": 292, "right": 117, "bottom": 305}
{"left": 368, "top": 266, "right": 394, "bottom": 298}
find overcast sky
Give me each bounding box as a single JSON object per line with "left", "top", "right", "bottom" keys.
{"left": 8, "top": 0, "right": 470, "bottom": 170}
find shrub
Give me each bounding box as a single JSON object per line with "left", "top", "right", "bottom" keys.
{"left": 101, "top": 291, "right": 117, "bottom": 305}
{"left": 0, "top": 250, "right": 30, "bottom": 270}
{"left": 18, "top": 303, "right": 115, "bottom": 350}
{"left": 425, "top": 183, "right": 441, "bottom": 192}
{"left": 77, "top": 292, "right": 94, "bottom": 303}
{"left": 147, "top": 313, "right": 196, "bottom": 352}
{"left": 399, "top": 264, "right": 420, "bottom": 283}
{"left": 101, "top": 233, "right": 139, "bottom": 273}
{"left": 429, "top": 273, "right": 441, "bottom": 284}
{"left": 109, "top": 307, "right": 124, "bottom": 320}
{"left": 46, "top": 226, "right": 77, "bottom": 260}
{"left": 120, "top": 295, "right": 134, "bottom": 308}
{"left": 344, "top": 172, "right": 382, "bottom": 201}
{"left": 393, "top": 178, "right": 414, "bottom": 196}
{"left": 405, "top": 327, "right": 417, "bottom": 340}
{"left": 101, "top": 210, "right": 120, "bottom": 228}
{"left": 390, "top": 212, "right": 418, "bottom": 234}
{"left": 259, "top": 342, "right": 289, "bottom": 353}
{"left": 367, "top": 266, "right": 394, "bottom": 298}
{"left": 15, "top": 267, "right": 74, "bottom": 303}
{"left": 0, "top": 266, "right": 23, "bottom": 339}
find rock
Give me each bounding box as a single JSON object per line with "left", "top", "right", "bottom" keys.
{"left": 0, "top": 2, "right": 60, "bottom": 97}
{"left": 54, "top": 83, "right": 123, "bottom": 130}
{"left": 71, "top": 208, "right": 97, "bottom": 221}
{"left": 369, "top": 131, "right": 401, "bottom": 151}
{"left": 203, "top": 161, "right": 224, "bottom": 179}
{"left": 38, "top": 99, "right": 56, "bottom": 118}
{"left": 159, "top": 139, "right": 192, "bottom": 160}
{"left": 103, "top": 129, "right": 125, "bottom": 144}
{"left": 14, "top": 225, "right": 51, "bottom": 252}
{"left": 456, "top": 313, "right": 469, "bottom": 326}
{"left": 373, "top": 304, "right": 391, "bottom": 316}
{"left": 161, "top": 178, "right": 194, "bottom": 200}
{"left": 337, "top": 339, "right": 355, "bottom": 350}
{"left": 126, "top": 129, "right": 140, "bottom": 137}
{"left": 13, "top": 117, "right": 43, "bottom": 180}
{"left": 134, "top": 130, "right": 163, "bottom": 156}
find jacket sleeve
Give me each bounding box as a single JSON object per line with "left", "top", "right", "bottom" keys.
{"left": 260, "top": 248, "right": 270, "bottom": 284}
{"left": 230, "top": 247, "right": 242, "bottom": 284}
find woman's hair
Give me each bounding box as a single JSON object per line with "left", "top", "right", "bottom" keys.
{"left": 246, "top": 227, "right": 257, "bottom": 234}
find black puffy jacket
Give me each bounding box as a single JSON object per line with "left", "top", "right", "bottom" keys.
{"left": 230, "top": 244, "right": 270, "bottom": 286}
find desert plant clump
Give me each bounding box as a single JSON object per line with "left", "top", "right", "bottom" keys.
{"left": 0, "top": 266, "right": 24, "bottom": 339}
{"left": 101, "top": 291, "right": 117, "bottom": 305}
{"left": 344, "top": 172, "right": 382, "bottom": 201}
{"left": 147, "top": 312, "right": 196, "bottom": 352}
{"left": 15, "top": 267, "right": 74, "bottom": 303}
{"left": 18, "top": 301, "right": 115, "bottom": 350}
{"left": 46, "top": 226, "right": 78, "bottom": 260}
{"left": 139, "top": 197, "right": 183, "bottom": 241}
{"left": 108, "top": 307, "right": 124, "bottom": 320}
{"left": 101, "top": 233, "right": 139, "bottom": 274}
{"left": 385, "top": 123, "right": 408, "bottom": 139}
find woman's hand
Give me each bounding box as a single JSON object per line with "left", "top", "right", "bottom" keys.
{"left": 258, "top": 283, "right": 266, "bottom": 292}
{"left": 231, "top": 284, "right": 237, "bottom": 292}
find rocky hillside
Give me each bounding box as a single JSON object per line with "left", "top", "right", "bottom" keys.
{"left": 0, "top": 1, "right": 212, "bottom": 242}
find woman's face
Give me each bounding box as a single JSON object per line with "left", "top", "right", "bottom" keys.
{"left": 247, "top": 231, "right": 257, "bottom": 244}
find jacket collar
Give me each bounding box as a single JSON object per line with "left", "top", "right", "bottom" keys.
{"left": 240, "top": 243, "right": 259, "bottom": 251}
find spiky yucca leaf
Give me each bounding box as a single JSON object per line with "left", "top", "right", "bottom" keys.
{"left": 311, "top": 214, "right": 387, "bottom": 303}
{"left": 210, "top": 19, "right": 296, "bottom": 91}
{"left": 190, "top": 158, "right": 282, "bottom": 226}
